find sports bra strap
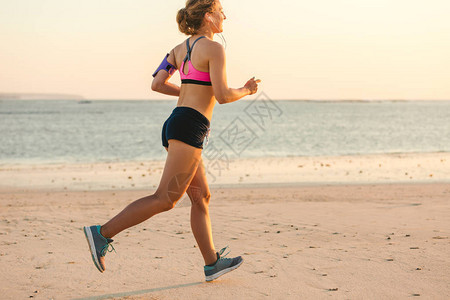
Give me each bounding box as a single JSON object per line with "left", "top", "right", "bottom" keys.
{"left": 184, "top": 36, "right": 206, "bottom": 63}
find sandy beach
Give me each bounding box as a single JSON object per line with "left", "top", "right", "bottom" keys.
{"left": 1, "top": 153, "right": 449, "bottom": 299}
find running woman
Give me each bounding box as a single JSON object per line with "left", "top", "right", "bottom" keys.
{"left": 83, "top": 0, "right": 260, "bottom": 282}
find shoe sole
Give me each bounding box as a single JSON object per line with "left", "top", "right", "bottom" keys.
{"left": 83, "top": 226, "right": 104, "bottom": 273}
{"left": 205, "top": 259, "right": 244, "bottom": 282}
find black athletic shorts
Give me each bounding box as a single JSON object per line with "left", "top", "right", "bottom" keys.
{"left": 161, "top": 106, "right": 210, "bottom": 149}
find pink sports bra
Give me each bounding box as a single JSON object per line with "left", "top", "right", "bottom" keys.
{"left": 179, "top": 36, "right": 212, "bottom": 86}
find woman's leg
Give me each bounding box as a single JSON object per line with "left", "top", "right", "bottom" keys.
{"left": 186, "top": 158, "right": 217, "bottom": 266}
{"left": 186, "top": 164, "right": 244, "bottom": 281}
{"left": 101, "top": 140, "right": 202, "bottom": 238}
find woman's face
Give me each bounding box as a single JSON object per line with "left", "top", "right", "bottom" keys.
{"left": 210, "top": 1, "right": 226, "bottom": 33}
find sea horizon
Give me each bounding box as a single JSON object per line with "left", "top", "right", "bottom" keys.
{"left": 0, "top": 93, "right": 449, "bottom": 102}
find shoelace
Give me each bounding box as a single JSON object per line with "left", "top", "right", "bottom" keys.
{"left": 218, "top": 246, "right": 231, "bottom": 261}
{"left": 100, "top": 239, "right": 116, "bottom": 257}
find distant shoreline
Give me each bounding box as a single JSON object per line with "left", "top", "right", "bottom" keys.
{"left": 0, "top": 93, "right": 85, "bottom": 100}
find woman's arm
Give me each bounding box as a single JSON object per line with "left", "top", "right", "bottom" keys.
{"left": 151, "top": 72, "right": 180, "bottom": 96}
{"left": 209, "top": 43, "right": 260, "bottom": 104}
{"left": 151, "top": 50, "right": 180, "bottom": 96}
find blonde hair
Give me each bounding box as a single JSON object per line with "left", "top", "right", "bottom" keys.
{"left": 176, "top": 0, "right": 217, "bottom": 35}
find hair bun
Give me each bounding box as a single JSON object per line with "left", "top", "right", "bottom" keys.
{"left": 176, "top": 0, "right": 217, "bottom": 36}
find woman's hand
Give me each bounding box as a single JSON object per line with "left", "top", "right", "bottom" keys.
{"left": 244, "top": 77, "right": 261, "bottom": 95}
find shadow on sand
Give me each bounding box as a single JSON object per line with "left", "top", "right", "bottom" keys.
{"left": 73, "top": 281, "right": 204, "bottom": 300}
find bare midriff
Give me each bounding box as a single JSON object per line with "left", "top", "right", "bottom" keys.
{"left": 177, "top": 84, "right": 216, "bottom": 122}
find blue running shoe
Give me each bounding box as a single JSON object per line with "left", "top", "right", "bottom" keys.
{"left": 83, "top": 225, "right": 115, "bottom": 273}
{"left": 204, "top": 246, "right": 243, "bottom": 282}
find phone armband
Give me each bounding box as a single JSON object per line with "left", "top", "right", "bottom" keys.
{"left": 152, "top": 53, "right": 176, "bottom": 77}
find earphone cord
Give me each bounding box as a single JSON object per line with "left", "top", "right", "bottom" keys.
{"left": 217, "top": 32, "right": 227, "bottom": 49}
{"left": 210, "top": 19, "right": 227, "bottom": 49}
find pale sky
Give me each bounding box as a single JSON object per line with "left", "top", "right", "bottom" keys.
{"left": 1, "top": 0, "right": 449, "bottom": 100}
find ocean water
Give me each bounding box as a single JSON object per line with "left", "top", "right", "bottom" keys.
{"left": 0, "top": 99, "right": 449, "bottom": 164}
